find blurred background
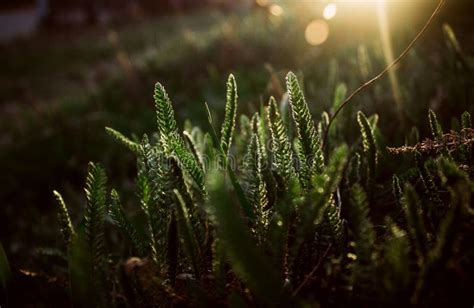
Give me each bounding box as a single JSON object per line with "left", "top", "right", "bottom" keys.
{"left": 0, "top": 0, "right": 473, "bottom": 285}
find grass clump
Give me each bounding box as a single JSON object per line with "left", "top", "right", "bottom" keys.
{"left": 49, "top": 72, "right": 474, "bottom": 307}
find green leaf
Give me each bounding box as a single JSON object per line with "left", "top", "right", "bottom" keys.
{"left": 348, "top": 184, "right": 376, "bottom": 293}
{"left": 414, "top": 153, "right": 442, "bottom": 222}
{"left": 140, "top": 134, "right": 161, "bottom": 262}
{"left": 206, "top": 170, "right": 287, "bottom": 305}
{"left": 442, "top": 23, "right": 469, "bottom": 69}
{"left": 220, "top": 74, "right": 238, "bottom": 158}
{"left": 170, "top": 133, "right": 206, "bottom": 193}
{"left": 346, "top": 152, "right": 361, "bottom": 185}
{"left": 174, "top": 189, "right": 201, "bottom": 279}
{"left": 357, "top": 111, "right": 377, "bottom": 195}
{"left": 311, "top": 144, "right": 348, "bottom": 220}
{"left": 349, "top": 184, "right": 375, "bottom": 261}
{"left": 84, "top": 162, "right": 108, "bottom": 270}
{"left": 267, "top": 96, "right": 294, "bottom": 188}
{"left": 242, "top": 133, "right": 270, "bottom": 242}
{"left": 286, "top": 71, "right": 324, "bottom": 187}
{"left": 183, "top": 130, "right": 205, "bottom": 171}
{"left": 257, "top": 105, "right": 269, "bottom": 162}
{"left": 68, "top": 233, "right": 102, "bottom": 307}
{"left": 392, "top": 175, "right": 403, "bottom": 208}
{"left": 318, "top": 111, "right": 330, "bottom": 140}
{"left": 413, "top": 157, "right": 470, "bottom": 304}
{"left": 323, "top": 198, "right": 346, "bottom": 251}
{"left": 205, "top": 102, "right": 255, "bottom": 221}
{"left": 461, "top": 111, "right": 471, "bottom": 129}
{"left": 382, "top": 220, "right": 410, "bottom": 301}
{"left": 428, "top": 109, "right": 443, "bottom": 140}
{"left": 105, "top": 127, "right": 140, "bottom": 154}
{"left": 109, "top": 189, "right": 147, "bottom": 256}
{"left": 332, "top": 83, "right": 347, "bottom": 111}
{"left": 141, "top": 134, "right": 198, "bottom": 264}
{"left": 53, "top": 190, "right": 75, "bottom": 246}
{"left": 136, "top": 157, "right": 151, "bottom": 213}
{"left": 403, "top": 184, "right": 428, "bottom": 259}
{"left": 296, "top": 145, "right": 348, "bottom": 245}
{"left": 357, "top": 44, "right": 373, "bottom": 79}
{"left": 154, "top": 82, "right": 179, "bottom": 151}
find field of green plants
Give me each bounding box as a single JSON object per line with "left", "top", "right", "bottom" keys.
{"left": 0, "top": 1, "right": 473, "bottom": 307}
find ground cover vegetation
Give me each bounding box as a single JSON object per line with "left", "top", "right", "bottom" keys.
{"left": 44, "top": 71, "right": 473, "bottom": 306}
{"left": 1, "top": 2, "right": 473, "bottom": 306}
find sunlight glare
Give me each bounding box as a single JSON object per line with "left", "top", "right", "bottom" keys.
{"left": 336, "top": 0, "right": 385, "bottom": 3}
{"left": 323, "top": 3, "right": 337, "bottom": 20}
{"left": 305, "top": 20, "right": 329, "bottom": 46}
{"left": 333, "top": 0, "right": 386, "bottom": 10}
{"left": 256, "top": 0, "right": 269, "bottom": 7}
{"left": 376, "top": 0, "right": 402, "bottom": 109}
{"left": 269, "top": 4, "right": 284, "bottom": 16}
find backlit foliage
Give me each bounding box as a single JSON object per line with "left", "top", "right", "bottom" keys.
{"left": 53, "top": 75, "right": 474, "bottom": 307}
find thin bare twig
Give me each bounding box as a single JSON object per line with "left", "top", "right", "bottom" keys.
{"left": 322, "top": 0, "right": 446, "bottom": 150}
{"left": 292, "top": 244, "right": 332, "bottom": 297}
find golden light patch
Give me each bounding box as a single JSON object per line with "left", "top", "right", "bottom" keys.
{"left": 305, "top": 20, "right": 330, "bottom": 46}
{"left": 323, "top": 3, "right": 337, "bottom": 20}
{"left": 269, "top": 4, "right": 284, "bottom": 16}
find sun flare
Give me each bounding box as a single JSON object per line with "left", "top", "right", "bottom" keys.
{"left": 305, "top": 19, "right": 330, "bottom": 46}
{"left": 269, "top": 4, "right": 284, "bottom": 16}
{"left": 323, "top": 3, "right": 337, "bottom": 20}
